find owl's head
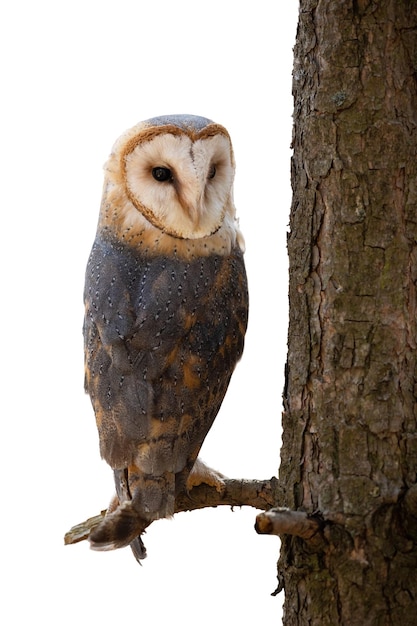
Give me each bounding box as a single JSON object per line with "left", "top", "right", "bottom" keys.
{"left": 99, "top": 115, "right": 244, "bottom": 257}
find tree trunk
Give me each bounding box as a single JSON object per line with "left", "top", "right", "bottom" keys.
{"left": 278, "top": 1, "right": 417, "bottom": 624}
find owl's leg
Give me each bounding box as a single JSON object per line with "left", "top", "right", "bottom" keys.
{"left": 89, "top": 499, "right": 148, "bottom": 552}
{"left": 100, "top": 482, "right": 148, "bottom": 562}
{"left": 186, "top": 457, "right": 226, "bottom": 494}
{"left": 106, "top": 493, "right": 119, "bottom": 514}
{"left": 89, "top": 466, "right": 166, "bottom": 557}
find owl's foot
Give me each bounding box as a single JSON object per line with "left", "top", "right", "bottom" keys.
{"left": 89, "top": 500, "right": 147, "bottom": 559}
{"left": 186, "top": 458, "right": 226, "bottom": 495}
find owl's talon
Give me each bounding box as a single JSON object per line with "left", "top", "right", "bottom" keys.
{"left": 186, "top": 458, "right": 227, "bottom": 495}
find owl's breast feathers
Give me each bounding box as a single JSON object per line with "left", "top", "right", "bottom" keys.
{"left": 84, "top": 234, "right": 248, "bottom": 476}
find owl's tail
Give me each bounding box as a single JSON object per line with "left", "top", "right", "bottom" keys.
{"left": 126, "top": 468, "right": 176, "bottom": 520}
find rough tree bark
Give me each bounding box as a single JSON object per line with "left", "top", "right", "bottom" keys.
{"left": 277, "top": 1, "right": 417, "bottom": 624}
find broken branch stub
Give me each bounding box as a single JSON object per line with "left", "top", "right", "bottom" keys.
{"left": 255, "top": 508, "right": 320, "bottom": 540}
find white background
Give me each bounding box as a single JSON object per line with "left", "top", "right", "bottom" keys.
{"left": 1, "top": 2, "right": 298, "bottom": 624}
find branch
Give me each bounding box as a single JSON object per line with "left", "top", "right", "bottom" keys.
{"left": 255, "top": 507, "right": 321, "bottom": 540}
{"left": 176, "top": 476, "right": 278, "bottom": 512}
{"left": 64, "top": 477, "right": 278, "bottom": 546}
{"left": 64, "top": 510, "right": 107, "bottom": 545}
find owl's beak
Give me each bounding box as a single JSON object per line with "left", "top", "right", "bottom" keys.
{"left": 178, "top": 185, "right": 205, "bottom": 227}
{"left": 183, "top": 202, "right": 202, "bottom": 226}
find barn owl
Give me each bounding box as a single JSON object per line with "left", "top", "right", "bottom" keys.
{"left": 83, "top": 114, "right": 248, "bottom": 561}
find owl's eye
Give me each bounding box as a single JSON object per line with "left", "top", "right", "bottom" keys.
{"left": 152, "top": 166, "right": 173, "bottom": 182}
{"left": 208, "top": 164, "right": 216, "bottom": 179}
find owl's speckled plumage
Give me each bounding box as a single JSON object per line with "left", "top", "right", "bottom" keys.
{"left": 83, "top": 115, "right": 248, "bottom": 560}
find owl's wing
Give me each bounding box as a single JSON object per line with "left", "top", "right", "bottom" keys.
{"left": 83, "top": 235, "right": 182, "bottom": 468}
